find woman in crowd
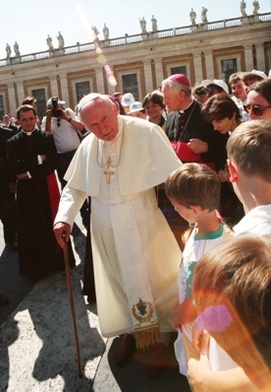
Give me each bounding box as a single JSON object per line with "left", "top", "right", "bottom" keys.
{"left": 244, "top": 79, "right": 271, "bottom": 121}
{"left": 142, "top": 90, "right": 167, "bottom": 130}
{"left": 192, "top": 84, "right": 208, "bottom": 105}
{"left": 201, "top": 94, "right": 244, "bottom": 228}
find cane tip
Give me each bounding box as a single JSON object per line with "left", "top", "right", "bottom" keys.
{"left": 79, "top": 369, "right": 84, "bottom": 378}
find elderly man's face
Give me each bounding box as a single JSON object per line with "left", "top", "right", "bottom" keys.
{"left": 80, "top": 99, "right": 119, "bottom": 141}
{"left": 161, "top": 85, "right": 184, "bottom": 113}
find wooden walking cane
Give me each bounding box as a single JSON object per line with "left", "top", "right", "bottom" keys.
{"left": 62, "top": 233, "right": 83, "bottom": 378}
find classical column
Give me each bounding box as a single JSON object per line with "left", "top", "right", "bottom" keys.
{"left": 193, "top": 52, "right": 204, "bottom": 82}
{"left": 47, "top": 74, "right": 61, "bottom": 101}
{"left": 15, "top": 82, "right": 25, "bottom": 106}
{"left": 254, "top": 44, "right": 265, "bottom": 72}
{"left": 58, "top": 74, "right": 68, "bottom": 101}
{"left": 49, "top": 75, "right": 60, "bottom": 97}
{"left": 95, "top": 68, "right": 105, "bottom": 93}
{"left": 7, "top": 82, "right": 19, "bottom": 114}
{"left": 152, "top": 57, "right": 163, "bottom": 89}
{"left": 202, "top": 50, "right": 214, "bottom": 80}
{"left": 243, "top": 45, "right": 254, "bottom": 71}
{"left": 143, "top": 60, "right": 154, "bottom": 93}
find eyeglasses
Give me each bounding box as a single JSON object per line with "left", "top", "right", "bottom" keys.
{"left": 244, "top": 104, "right": 271, "bottom": 116}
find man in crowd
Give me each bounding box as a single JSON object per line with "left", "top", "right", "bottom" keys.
{"left": 228, "top": 73, "right": 250, "bottom": 122}
{"left": 53, "top": 93, "right": 182, "bottom": 377}
{"left": 7, "top": 104, "right": 75, "bottom": 281}
{"left": 42, "top": 97, "right": 88, "bottom": 229}
{"left": 0, "top": 121, "right": 18, "bottom": 251}
{"left": 42, "top": 97, "right": 84, "bottom": 189}
{"left": 201, "top": 78, "right": 229, "bottom": 98}
{"left": 0, "top": 119, "right": 19, "bottom": 305}
{"left": 161, "top": 74, "right": 228, "bottom": 169}
{"left": 240, "top": 69, "right": 267, "bottom": 89}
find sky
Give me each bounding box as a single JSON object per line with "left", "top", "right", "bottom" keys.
{"left": 1, "top": 0, "right": 270, "bottom": 57}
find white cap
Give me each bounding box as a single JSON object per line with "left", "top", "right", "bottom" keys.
{"left": 128, "top": 101, "right": 144, "bottom": 114}
{"left": 201, "top": 79, "right": 229, "bottom": 94}
{"left": 121, "top": 92, "right": 135, "bottom": 107}
{"left": 241, "top": 69, "right": 268, "bottom": 82}
{"left": 47, "top": 97, "right": 66, "bottom": 107}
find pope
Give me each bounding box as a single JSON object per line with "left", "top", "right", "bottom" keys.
{"left": 53, "top": 93, "right": 182, "bottom": 373}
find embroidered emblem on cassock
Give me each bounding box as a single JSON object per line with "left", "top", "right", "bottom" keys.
{"left": 131, "top": 298, "right": 155, "bottom": 324}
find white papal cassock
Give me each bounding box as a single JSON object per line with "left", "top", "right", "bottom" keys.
{"left": 55, "top": 115, "right": 183, "bottom": 346}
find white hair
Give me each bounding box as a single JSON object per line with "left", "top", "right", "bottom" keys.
{"left": 161, "top": 78, "right": 191, "bottom": 96}
{"left": 77, "top": 93, "right": 113, "bottom": 122}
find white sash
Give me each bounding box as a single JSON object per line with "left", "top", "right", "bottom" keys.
{"left": 109, "top": 196, "right": 160, "bottom": 349}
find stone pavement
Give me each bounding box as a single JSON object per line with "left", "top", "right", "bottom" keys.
{"left": 0, "top": 219, "right": 191, "bottom": 392}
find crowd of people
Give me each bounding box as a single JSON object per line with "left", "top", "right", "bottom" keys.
{"left": 1, "top": 68, "right": 271, "bottom": 389}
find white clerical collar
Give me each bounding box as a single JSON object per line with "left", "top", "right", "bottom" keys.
{"left": 178, "top": 99, "right": 194, "bottom": 114}
{"left": 22, "top": 129, "right": 36, "bottom": 136}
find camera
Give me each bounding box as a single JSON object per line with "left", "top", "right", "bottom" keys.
{"left": 51, "top": 96, "right": 62, "bottom": 117}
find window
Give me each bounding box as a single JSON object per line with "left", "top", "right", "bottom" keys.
{"left": 122, "top": 74, "right": 139, "bottom": 100}
{"left": 32, "top": 88, "right": 46, "bottom": 118}
{"left": 266, "top": 46, "right": 271, "bottom": 71}
{"left": 0, "top": 95, "right": 4, "bottom": 118}
{"left": 76, "top": 81, "right": 90, "bottom": 103}
{"left": 221, "top": 59, "right": 237, "bottom": 82}
{"left": 170, "top": 66, "right": 187, "bottom": 76}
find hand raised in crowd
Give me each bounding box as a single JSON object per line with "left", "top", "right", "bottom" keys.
{"left": 187, "top": 138, "right": 208, "bottom": 154}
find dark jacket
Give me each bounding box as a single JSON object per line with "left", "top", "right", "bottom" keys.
{"left": 165, "top": 101, "right": 228, "bottom": 169}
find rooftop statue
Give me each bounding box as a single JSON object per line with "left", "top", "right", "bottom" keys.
{"left": 6, "top": 43, "right": 11, "bottom": 59}
{"left": 14, "top": 41, "right": 20, "bottom": 56}
{"left": 46, "top": 35, "right": 54, "bottom": 50}
{"left": 139, "top": 17, "right": 147, "bottom": 34}
{"left": 240, "top": 0, "right": 247, "bottom": 17}
{"left": 92, "top": 26, "right": 100, "bottom": 39}
{"left": 201, "top": 7, "right": 208, "bottom": 23}
{"left": 151, "top": 15, "right": 157, "bottom": 32}
{"left": 103, "top": 23, "right": 109, "bottom": 40}
{"left": 253, "top": 0, "right": 260, "bottom": 16}
{"left": 57, "top": 31, "right": 64, "bottom": 49}
{"left": 190, "top": 8, "right": 197, "bottom": 25}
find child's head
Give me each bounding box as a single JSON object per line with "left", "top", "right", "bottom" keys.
{"left": 193, "top": 234, "right": 271, "bottom": 389}
{"left": 165, "top": 163, "right": 220, "bottom": 215}
{"left": 227, "top": 119, "right": 271, "bottom": 182}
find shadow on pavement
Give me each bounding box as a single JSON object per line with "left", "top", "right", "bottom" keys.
{"left": 107, "top": 336, "right": 191, "bottom": 392}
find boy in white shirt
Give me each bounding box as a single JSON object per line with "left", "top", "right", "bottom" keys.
{"left": 165, "top": 163, "right": 228, "bottom": 380}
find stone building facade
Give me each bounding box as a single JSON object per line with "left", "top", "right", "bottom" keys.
{"left": 1, "top": 12, "right": 271, "bottom": 118}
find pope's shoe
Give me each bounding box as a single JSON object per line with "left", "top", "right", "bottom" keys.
{"left": 115, "top": 333, "right": 136, "bottom": 366}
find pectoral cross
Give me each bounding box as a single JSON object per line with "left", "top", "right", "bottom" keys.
{"left": 103, "top": 157, "right": 114, "bottom": 184}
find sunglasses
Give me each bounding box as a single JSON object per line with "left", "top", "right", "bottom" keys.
{"left": 244, "top": 104, "right": 271, "bottom": 116}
